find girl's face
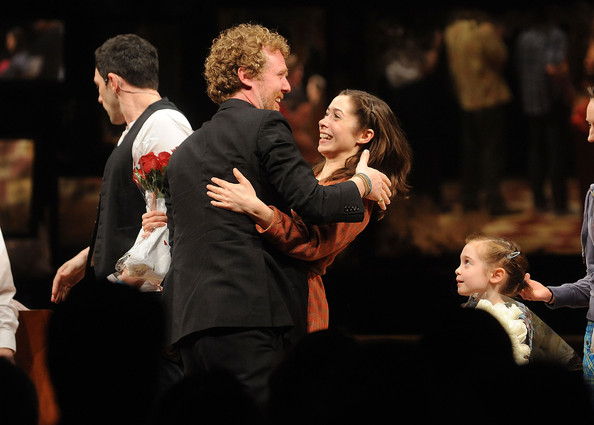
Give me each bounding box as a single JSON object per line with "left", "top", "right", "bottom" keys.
{"left": 455, "top": 242, "right": 491, "bottom": 296}
{"left": 318, "top": 95, "right": 368, "bottom": 162}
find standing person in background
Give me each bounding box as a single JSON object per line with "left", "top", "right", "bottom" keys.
{"left": 0, "top": 26, "right": 37, "bottom": 79}
{"left": 515, "top": 6, "right": 572, "bottom": 215}
{"left": 281, "top": 73, "right": 326, "bottom": 166}
{"left": 160, "top": 23, "right": 391, "bottom": 407}
{"left": 521, "top": 86, "right": 594, "bottom": 408}
{"left": 50, "top": 33, "right": 192, "bottom": 396}
{"left": 280, "top": 54, "right": 325, "bottom": 165}
{"left": 206, "top": 89, "right": 412, "bottom": 333}
{"left": 0, "top": 226, "right": 18, "bottom": 364}
{"left": 444, "top": 9, "right": 513, "bottom": 216}
{"left": 570, "top": 13, "right": 594, "bottom": 208}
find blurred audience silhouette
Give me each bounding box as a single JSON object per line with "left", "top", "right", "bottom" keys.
{"left": 0, "top": 356, "right": 39, "bottom": 425}
{"left": 46, "top": 283, "right": 164, "bottom": 425}
{"left": 514, "top": 5, "right": 572, "bottom": 214}
{"left": 444, "top": 8, "right": 513, "bottom": 215}
{"left": 149, "top": 368, "right": 263, "bottom": 425}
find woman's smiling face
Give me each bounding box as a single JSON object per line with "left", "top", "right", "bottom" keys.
{"left": 317, "top": 95, "right": 366, "bottom": 162}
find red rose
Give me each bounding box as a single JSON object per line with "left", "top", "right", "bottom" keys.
{"left": 158, "top": 151, "right": 171, "bottom": 168}
{"left": 139, "top": 152, "right": 161, "bottom": 174}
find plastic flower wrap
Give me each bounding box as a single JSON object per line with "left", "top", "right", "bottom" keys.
{"left": 115, "top": 150, "right": 173, "bottom": 291}
{"left": 466, "top": 294, "right": 582, "bottom": 370}
{"left": 474, "top": 298, "right": 531, "bottom": 365}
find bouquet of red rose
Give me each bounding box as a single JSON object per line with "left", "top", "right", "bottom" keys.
{"left": 115, "top": 150, "right": 173, "bottom": 291}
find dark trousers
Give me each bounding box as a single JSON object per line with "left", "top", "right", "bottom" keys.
{"left": 158, "top": 345, "right": 184, "bottom": 397}
{"left": 460, "top": 104, "right": 508, "bottom": 213}
{"left": 139, "top": 292, "right": 184, "bottom": 398}
{"left": 179, "top": 327, "right": 286, "bottom": 407}
{"left": 526, "top": 108, "right": 569, "bottom": 212}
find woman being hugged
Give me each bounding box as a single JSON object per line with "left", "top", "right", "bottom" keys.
{"left": 207, "top": 89, "right": 412, "bottom": 332}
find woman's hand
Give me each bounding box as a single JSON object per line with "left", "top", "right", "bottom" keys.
{"left": 207, "top": 168, "right": 274, "bottom": 228}
{"left": 207, "top": 168, "right": 260, "bottom": 213}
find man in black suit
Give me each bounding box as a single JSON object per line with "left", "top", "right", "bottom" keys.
{"left": 162, "top": 23, "right": 390, "bottom": 406}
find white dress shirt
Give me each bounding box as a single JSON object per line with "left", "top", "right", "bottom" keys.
{"left": 111, "top": 107, "right": 193, "bottom": 290}
{"left": 0, "top": 227, "right": 18, "bottom": 352}
{"left": 118, "top": 108, "right": 193, "bottom": 165}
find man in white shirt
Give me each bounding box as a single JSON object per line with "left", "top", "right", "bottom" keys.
{"left": 51, "top": 34, "right": 192, "bottom": 302}
{"left": 0, "top": 227, "right": 18, "bottom": 363}
{"left": 49, "top": 34, "right": 192, "bottom": 397}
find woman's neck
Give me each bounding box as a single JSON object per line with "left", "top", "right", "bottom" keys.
{"left": 316, "top": 154, "right": 352, "bottom": 181}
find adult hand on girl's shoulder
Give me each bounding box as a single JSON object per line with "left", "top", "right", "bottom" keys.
{"left": 520, "top": 273, "right": 551, "bottom": 302}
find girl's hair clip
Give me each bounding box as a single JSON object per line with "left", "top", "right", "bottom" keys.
{"left": 506, "top": 251, "right": 520, "bottom": 260}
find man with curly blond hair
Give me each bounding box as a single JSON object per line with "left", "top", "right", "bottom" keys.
{"left": 203, "top": 23, "right": 290, "bottom": 105}
{"left": 159, "top": 23, "right": 391, "bottom": 406}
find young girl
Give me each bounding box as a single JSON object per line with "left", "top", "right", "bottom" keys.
{"left": 455, "top": 234, "right": 533, "bottom": 364}
{"left": 205, "top": 89, "right": 412, "bottom": 332}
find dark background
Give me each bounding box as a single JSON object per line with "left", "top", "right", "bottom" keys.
{"left": 1, "top": 1, "right": 591, "bottom": 340}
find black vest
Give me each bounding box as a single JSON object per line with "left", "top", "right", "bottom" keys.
{"left": 87, "top": 98, "right": 180, "bottom": 282}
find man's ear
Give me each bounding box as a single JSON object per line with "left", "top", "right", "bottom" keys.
{"left": 237, "top": 66, "right": 253, "bottom": 90}
{"left": 106, "top": 72, "right": 121, "bottom": 92}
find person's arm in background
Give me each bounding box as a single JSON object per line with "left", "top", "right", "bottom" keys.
{"left": 0, "top": 228, "right": 18, "bottom": 363}
{"left": 521, "top": 272, "right": 591, "bottom": 308}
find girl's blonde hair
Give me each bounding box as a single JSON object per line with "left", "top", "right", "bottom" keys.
{"left": 466, "top": 234, "right": 529, "bottom": 297}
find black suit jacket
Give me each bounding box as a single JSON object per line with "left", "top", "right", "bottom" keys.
{"left": 162, "top": 99, "right": 364, "bottom": 345}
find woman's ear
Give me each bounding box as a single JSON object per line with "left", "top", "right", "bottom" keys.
{"left": 357, "top": 129, "right": 374, "bottom": 145}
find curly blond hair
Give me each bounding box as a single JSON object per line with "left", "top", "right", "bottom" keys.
{"left": 204, "top": 23, "right": 290, "bottom": 104}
